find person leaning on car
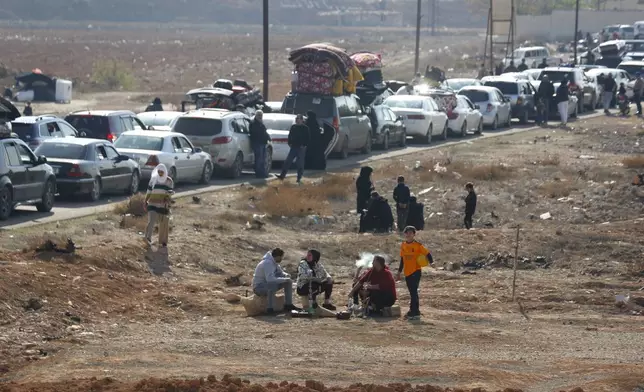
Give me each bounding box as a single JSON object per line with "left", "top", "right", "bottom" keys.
{"left": 249, "top": 110, "right": 271, "bottom": 178}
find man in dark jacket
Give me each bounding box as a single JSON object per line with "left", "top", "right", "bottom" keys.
{"left": 278, "top": 114, "right": 309, "bottom": 183}
{"left": 23, "top": 102, "right": 33, "bottom": 116}
{"left": 393, "top": 176, "right": 411, "bottom": 232}
{"left": 537, "top": 75, "right": 555, "bottom": 125}
{"left": 406, "top": 196, "right": 425, "bottom": 230}
{"left": 360, "top": 192, "right": 394, "bottom": 233}
{"left": 464, "top": 183, "right": 477, "bottom": 229}
{"left": 504, "top": 61, "right": 518, "bottom": 73}
{"left": 556, "top": 78, "right": 570, "bottom": 126}
{"left": 517, "top": 59, "right": 529, "bottom": 72}
{"left": 602, "top": 74, "right": 616, "bottom": 114}
{"left": 538, "top": 58, "right": 548, "bottom": 69}
{"left": 249, "top": 110, "right": 270, "bottom": 178}
{"left": 145, "top": 97, "right": 163, "bottom": 112}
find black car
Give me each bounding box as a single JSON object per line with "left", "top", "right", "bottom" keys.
{"left": 64, "top": 110, "right": 148, "bottom": 143}
{"left": 10, "top": 115, "right": 78, "bottom": 150}
{"left": 35, "top": 138, "right": 141, "bottom": 201}
{"left": 369, "top": 105, "right": 406, "bottom": 150}
{"left": 0, "top": 130, "right": 56, "bottom": 220}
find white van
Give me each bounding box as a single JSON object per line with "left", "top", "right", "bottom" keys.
{"left": 634, "top": 21, "right": 644, "bottom": 39}
{"left": 502, "top": 46, "right": 559, "bottom": 69}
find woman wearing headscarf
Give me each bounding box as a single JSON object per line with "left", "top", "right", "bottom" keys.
{"left": 304, "top": 111, "right": 326, "bottom": 170}
{"left": 296, "top": 249, "right": 337, "bottom": 316}
{"left": 355, "top": 166, "right": 374, "bottom": 214}
{"left": 144, "top": 164, "right": 174, "bottom": 248}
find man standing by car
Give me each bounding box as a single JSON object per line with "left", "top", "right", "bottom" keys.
{"left": 249, "top": 110, "right": 270, "bottom": 178}
{"left": 633, "top": 73, "right": 644, "bottom": 116}
{"left": 517, "top": 59, "right": 529, "bottom": 72}
{"left": 23, "top": 102, "right": 33, "bottom": 116}
{"left": 602, "top": 74, "right": 617, "bottom": 114}
{"left": 278, "top": 114, "right": 309, "bottom": 183}
{"left": 504, "top": 61, "right": 517, "bottom": 73}
{"left": 537, "top": 75, "right": 554, "bottom": 125}
{"left": 538, "top": 58, "right": 548, "bottom": 69}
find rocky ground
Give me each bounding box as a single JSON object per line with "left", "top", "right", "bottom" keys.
{"left": 1, "top": 114, "right": 644, "bottom": 392}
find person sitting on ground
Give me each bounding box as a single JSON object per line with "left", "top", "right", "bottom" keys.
{"left": 145, "top": 97, "right": 164, "bottom": 112}
{"left": 252, "top": 248, "right": 301, "bottom": 315}
{"left": 296, "top": 249, "right": 337, "bottom": 316}
{"left": 349, "top": 255, "right": 397, "bottom": 316}
{"left": 406, "top": 196, "right": 425, "bottom": 231}
{"left": 360, "top": 191, "right": 394, "bottom": 233}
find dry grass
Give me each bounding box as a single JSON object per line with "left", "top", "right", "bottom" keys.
{"left": 253, "top": 175, "right": 353, "bottom": 217}
{"left": 537, "top": 155, "right": 561, "bottom": 166}
{"left": 119, "top": 215, "right": 149, "bottom": 232}
{"left": 23, "top": 233, "right": 69, "bottom": 253}
{"left": 622, "top": 156, "right": 644, "bottom": 169}
{"left": 539, "top": 180, "right": 577, "bottom": 199}
{"left": 113, "top": 193, "right": 147, "bottom": 216}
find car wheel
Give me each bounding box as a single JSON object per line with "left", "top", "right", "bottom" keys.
{"left": 441, "top": 122, "right": 448, "bottom": 140}
{"left": 126, "top": 171, "right": 140, "bottom": 195}
{"left": 339, "top": 137, "right": 349, "bottom": 159}
{"left": 460, "top": 121, "right": 467, "bottom": 138}
{"left": 36, "top": 179, "right": 55, "bottom": 212}
{"left": 361, "top": 131, "right": 372, "bottom": 154}
{"left": 400, "top": 130, "right": 407, "bottom": 147}
{"left": 475, "top": 119, "right": 483, "bottom": 134}
{"left": 227, "top": 153, "right": 243, "bottom": 179}
{"left": 264, "top": 148, "right": 273, "bottom": 175}
{"left": 199, "top": 162, "right": 213, "bottom": 184}
{"left": 0, "top": 186, "right": 13, "bottom": 221}
{"left": 88, "top": 178, "right": 101, "bottom": 202}
{"left": 382, "top": 132, "right": 390, "bottom": 150}
{"left": 169, "top": 167, "right": 178, "bottom": 184}
{"left": 491, "top": 115, "right": 498, "bottom": 130}
{"left": 423, "top": 125, "right": 432, "bottom": 144}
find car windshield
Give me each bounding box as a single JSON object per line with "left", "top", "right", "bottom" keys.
{"left": 484, "top": 81, "right": 519, "bottom": 95}
{"left": 262, "top": 118, "right": 294, "bottom": 130}
{"left": 138, "top": 113, "right": 179, "bottom": 127}
{"left": 622, "top": 27, "right": 634, "bottom": 32}
{"left": 114, "top": 135, "right": 164, "bottom": 150}
{"left": 443, "top": 79, "right": 478, "bottom": 91}
{"left": 617, "top": 64, "right": 644, "bottom": 75}
{"left": 34, "top": 142, "right": 86, "bottom": 159}
{"left": 172, "top": 117, "right": 223, "bottom": 136}
{"left": 458, "top": 90, "right": 490, "bottom": 102}
{"left": 608, "top": 26, "right": 620, "bottom": 32}
{"left": 539, "top": 71, "right": 574, "bottom": 83}
{"left": 10, "top": 123, "right": 35, "bottom": 140}
{"left": 383, "top": 98, "right": 423, "bottom": 109}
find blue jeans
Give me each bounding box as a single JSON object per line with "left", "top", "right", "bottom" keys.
{"left": 253, "top": 144, "right": 267, "bottom": 178}
{"left": 253, "top": 280, "right": 293, "bottom": 310}
{"left": 279, "top": 146, "right": 306, "bottom": 181}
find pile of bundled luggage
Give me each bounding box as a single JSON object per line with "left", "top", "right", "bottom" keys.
{"left": 289, "top": 43, "right": 363, "bottom": 96}
{"left": 212, "top": 79, "right": 264, "bottom": 108}
{"left": 351, "top": 51, "right": 384, "bottom": 86}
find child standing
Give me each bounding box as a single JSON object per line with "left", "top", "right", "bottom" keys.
{"left": 464, "top": 182, "right": 477, "bottom": 230}
{"left": 396, "top": 226, "right": 433, "bottom": 320}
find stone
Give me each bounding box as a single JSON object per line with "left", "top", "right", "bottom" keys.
{"left": 224, "top": 293, "right": 241, "bottom": 304}
{"left": 240, "top": 294, "right": 285, "bottom": 317}
{"left": 382, "top": 305, "right": 401, "bottom": 317}
{"left": 446, "top": 262, "right": 462, "bottom": 271}
{"left": 23, "top": 298, "right": 42, "bottom": 311}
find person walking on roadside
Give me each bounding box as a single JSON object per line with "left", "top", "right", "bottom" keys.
{"left": 303, "top": 111, "right": 327, "bottom": 170}
{"left": 249, "top": 110, "right": 270, "bottom": 178}
{"left": 556, "top": 78, "right": 570, "bottom": 126}
{"left": 144, "top": 163, "right": 174, "bottom": 248}
{"left": 464, "top": 182, "right": 477, "bottom": 230}
{"left": 633, "top": 73, "right": 644, "bottom": 116}
{"left": 278, "top": 113, "right": 309, "bottom": 183}
{"left": 537, "top": 75, "right": 554, "bottom": 125}
{"left": 602, "top": 73, "right": 617, "bottom": 114}
{"left": 23, "top": 102, "right": 33, "bottom": 116}
{"left": 393, "top": 176, "right": 411, "bottom": 232}
{"left": 397, "top": 226, "right": 433, "bottom": 320}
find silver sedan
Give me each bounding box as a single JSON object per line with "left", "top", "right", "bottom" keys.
{"left": 113, "top": 130, "right": 213, "bottom": 185}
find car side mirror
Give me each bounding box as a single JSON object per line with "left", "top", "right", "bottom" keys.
{"left": 37, "top": 155, "right": 47, "bottom": 165}
{"left": 474, "top": 104, "right": 480, "bottom": 110}
{"left": 117, "top": 155, "right": 130, "bottom": 162}
{"left": 194, "top": 147, "right": 203, "bottom": 153}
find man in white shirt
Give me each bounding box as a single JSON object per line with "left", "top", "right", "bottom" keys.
{"left": 252, "top": 248, "right": 301, "bottom": 314}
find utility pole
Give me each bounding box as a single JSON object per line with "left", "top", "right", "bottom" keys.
{"left": 263, "top": 0, "right": 269, "bottom": 100}
{"left": 414, "top": 0, "right": 422, "bottom": 74}
{"left": 573, "top": 0, "right": 580, "bottom": 65}
{"left": 431, "top": 0, "right": 437, "bottom": 36}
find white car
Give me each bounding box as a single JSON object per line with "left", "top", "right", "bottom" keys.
{"left": 113, "top": 130, "right": 213, "bottom": 184}
{"left": 501, "top": 71, "right": 538, "bottom": 83}
{"left": 262, "top": 113, "right": 296, "bottom": 163}
{"left": 586, "top": 68, "right": 632, "bottom": 99}
{"left": 137, "top": 111, "right": 184, "bottom": 131}
{"left": 171, "top": 109, "right": 272, "bottom": 179}
{"left": 439, "top": 78, "right": 481, "bottom": 92}
{"left": 382, "top": 95, "right": 448, "bottom": 144}
{"left": 449, "top": 95, "right": 484, "bottom": 137}
{"left": 458, "top": 86, "right": 512, "bottom": 130}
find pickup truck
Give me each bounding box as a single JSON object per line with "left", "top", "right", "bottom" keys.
{"left": 502, "top": 46, "right": 561, "bottom": 68}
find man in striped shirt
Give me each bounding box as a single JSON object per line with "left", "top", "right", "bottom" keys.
{"left": 145, "top": 164, "right": 174, "bottom": 248}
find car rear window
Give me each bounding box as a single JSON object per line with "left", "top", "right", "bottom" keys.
{"left": 262, "top": 118, "right": 294, "bottom": 130}
{"left": 114, "top": 135, "right": 164, "bottom": 151}
{"left": 35, "top": 142, "right": 86, "bottom": 159}
{"left": 138, "top": 113, "right": 178, "bottom": 127}
{"left": 483, "top": 81, "right": 518, "bottom": 95}
{"left": 282, "top": 96, "right": 335, "bottom": 118}
{"left": 458, "top": 90, "right": 490, "bottom": 102}
{"left": 623, "top": 27, "right": 634, "bottom": 32}
{"left": 172, "top": 117, "right": 223, "bottom": 137}
{"left": 539, "top": 71, "right": 575, "bottom": 83}
{"left": 383, "top": 98, "right": 423, "bottom": 109}
{"left": 10, "top": 123, "right": 36, "bottom": 140}
{"left": 64, "top": 115, "right": 110, "bottom": 137}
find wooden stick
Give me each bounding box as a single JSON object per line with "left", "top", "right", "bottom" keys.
{"left": 512, "top": 225, "right": 520, "bottom": 301}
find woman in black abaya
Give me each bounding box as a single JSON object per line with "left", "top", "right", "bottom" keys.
{"left": 304, "top": 111, "right": 329, "bottom": 170}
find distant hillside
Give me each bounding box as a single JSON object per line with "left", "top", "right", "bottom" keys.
{"left": 0, "top": 0, "right": 486, "bottom": 28}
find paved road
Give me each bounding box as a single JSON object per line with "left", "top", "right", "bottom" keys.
{"left": 0, "top": 113, "right": 601, "bottom": 230}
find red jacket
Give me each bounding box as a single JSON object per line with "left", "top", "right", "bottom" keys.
{"left": 358, "top": 266, "right": 397, "bottom": 300}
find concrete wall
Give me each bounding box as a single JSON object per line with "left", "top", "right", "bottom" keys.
{"left": 516, "top": 10, "right": 644, "bottom": 40}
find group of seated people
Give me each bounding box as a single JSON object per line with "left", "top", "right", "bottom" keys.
{"left": 359, "top": 191, "right": 425, "bottom": 233}
{"left": 251, "top": 248, "right": 397, "bottom": 317}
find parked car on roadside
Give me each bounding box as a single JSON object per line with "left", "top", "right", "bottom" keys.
{"left": 137, "top": 111, "right": 184, "bottom": 131}
{"left": 0, "top": 132, "right": 56, "bottom": 220}
{"left": 261, "top": 113, "right": 296, "bottom": 164}
{"left": 10, "top": 115, "right": 78, "bottom": 150}
{"left": 537, "top": 67, "right": 596, "bottom": 112}
{"left": 114, "top": 130, "right": 213, "bottom": 184}
{"left": 482, "top": 76, "right": 537, "bottom": 124}
{"left": 281, "top": 92, "right": 371, "bottom": 159}
{"left": 382, "top": 95, "right": 448, "bottom": 144}
{"left": 35, "top": 138, "right": 140, "bottom": 201}
{"left": 617, "top": 60, "right": 644, "bottom": 76}
{"left": 65, "top": 110, "right": 148, "bottom": 142}
{"left": 368, "top": 105, "right": 406, "bottom": 149}
{"left": 586, "top": 67, "right": 632, "bottom": 99}
{"left": 448, "top": 95, "right": 484, "bottom": 136}
{"left": 503, "top": 46, "right": 560, "bottom": 68}
{"left": 620, "top": 25, "right": 636, "bottom": 40}
{"left": 439, "top": 78, "right": 481, "bottom": 93}
{"left": 458, "top": 86, "right": 512, "bottom": 130}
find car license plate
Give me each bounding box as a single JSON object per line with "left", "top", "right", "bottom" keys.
{"left": 52, "top": 166, "right": 59, "bottom": 174}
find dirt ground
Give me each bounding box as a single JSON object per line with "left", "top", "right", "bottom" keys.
{"left": 1, "top": 114, "right": 644, "bottom": 392}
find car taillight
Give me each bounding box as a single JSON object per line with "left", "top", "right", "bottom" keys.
{"left": 332, "top": 117, "right": 340, "bottom": 131}
{"left": 106, "top": 132, "right": 115, "bottom": 142}
{"left": 487, "top": 104, "right": 493, "bottom": 112}
{"left": 68, "top": 164, "right": 82, "bottom": 177}
{"left": 447, "top": 111, "right": 458, "bottom": 120}
{"left": 145, "top": 155, "right": 159, "bottom": 167}
{"left": 407, "top": 114, "right": 425, "bottom": 120}
{"left": 212, "top": 136, "right": 233, "bottom": 144}
{"left": 272, "top": 138, "right": 288, "bottom": 143}
{"left": 29, "top": 140, "right": 41, "bottom": 147}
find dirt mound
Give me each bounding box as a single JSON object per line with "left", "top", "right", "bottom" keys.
{"left": 1, "top": 375, "right": 585, "bottom": 392}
